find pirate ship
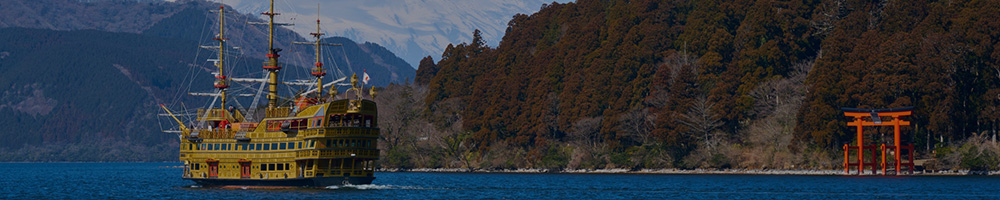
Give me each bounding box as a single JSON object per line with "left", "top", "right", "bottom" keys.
{"left": 159, "top": 0, "right": 379, "bottom": 187}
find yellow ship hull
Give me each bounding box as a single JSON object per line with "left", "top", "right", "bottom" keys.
{"left": 175, "top": 99, "right": 381, "bottom": 187}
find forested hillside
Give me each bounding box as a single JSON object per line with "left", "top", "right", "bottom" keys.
{"left": 386, "top": 0, "right": 1000, "bottom": 170}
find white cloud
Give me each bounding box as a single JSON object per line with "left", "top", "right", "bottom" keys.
{"left": 217, "top": 0, "right": 572, "bottom": 68}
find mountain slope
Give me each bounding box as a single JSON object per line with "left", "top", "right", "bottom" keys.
{"left": 0, "top": 0, "right": 415, "bottom": 161}
{"left": 0, "top": 0, "right": 415, "bottom": 86}
{"left": 0, "top": 27, "right": 206, "bottom": 161}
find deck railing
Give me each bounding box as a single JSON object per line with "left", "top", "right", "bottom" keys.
{"left": 299, "top": 128, "right": 379, "bottom": 138}
{"left": 295, "top": 149, "right": 379, "bottom": 159}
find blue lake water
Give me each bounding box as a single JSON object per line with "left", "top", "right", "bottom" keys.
{"left": 1, "top": 162, "right": 998, "bottom": 199}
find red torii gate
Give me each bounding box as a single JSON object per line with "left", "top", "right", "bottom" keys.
{"left": 842, "top": 107, "right": 915, "bottom": 175}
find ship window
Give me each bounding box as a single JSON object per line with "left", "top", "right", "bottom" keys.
{"left": 366, "top": 140, "right": 371, "bottom": 147}
{"left": 271, "top": 143, "right": 278, "bottom": 150}
{"left": 366, "top": 119, "right": 371, "bottom": 127}
{"left": 326, "top": 140, "right": 331, "bottom": 148}
{"left": 310, "top": 140, "right": 315, "bottom": 148}
{"left": 269, "top": 164, "right": 275, "bottom": 171}
{"left": 297, "top": 142, "right": 302, "bottom": 149}
{"left": 277, "top": 163, "right": 284, "bottom": 171}
{"left": 288, "top": 142, "right": 294, "bottom": 149}
{"left": 260, "top": 164, "right": 267, "bottom": 171}
{"left": 249, "top": 143, "right": 255, "bottom": 151}
{"left": 279, "top": 143, "right": 286, "bottom": 150}
{"left": 256, "top": 143, "right": 262, "bottom": 150}
{"left": 263, "top": 143, "right": 270, "bottom": 151}
{"left": 285, "top": 163, "right": 290, "bottom": 170}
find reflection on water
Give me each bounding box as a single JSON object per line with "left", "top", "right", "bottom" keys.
{"left": 1, "top": 163, "right": 998, "bottom": 199}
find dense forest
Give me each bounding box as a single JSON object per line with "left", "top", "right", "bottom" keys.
{"left": 379, "top": 0, "right": 1000, "bottom": 171}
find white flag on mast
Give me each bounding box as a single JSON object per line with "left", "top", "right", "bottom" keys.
{"left": 363, "top": 69, "right": 370, "bottom": 85}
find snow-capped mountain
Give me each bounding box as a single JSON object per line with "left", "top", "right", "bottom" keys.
{"left": 222, "top": 0, "right": 568, "bottom": 68}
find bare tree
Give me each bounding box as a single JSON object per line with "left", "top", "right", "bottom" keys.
{"left": 618, "top": 108, "right": 656, "bottom": 145}
{"left": 740, "top": 58, "right": 812, "bottom": 169}
{"left": 375, "top": 85, "right": 427, "bottom": 151}
{"left": 678, "top": 96, "right": 722, "bottom": 150}
{"left": 568, "top": 117, "right": 604, "bottom": 149}
{"left": 439, "top": 117, "right": 476, "bottom": 170}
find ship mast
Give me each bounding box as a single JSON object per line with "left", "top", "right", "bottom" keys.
{"left": 261, "top": 0, "right": 282, "bottom": 108}
{"left": 293, "top": 4, "right": 342, "bottom": 98}
{"left": 212, "top": 4, "right": 229, "bottom": 109}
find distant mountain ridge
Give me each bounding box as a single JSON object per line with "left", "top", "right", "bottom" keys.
{"left": 0, "top": 0, "right": 415, "bottom": 161}
{"left": 226, "top": 0, "right": 563, "bottom": 68}
{"left": 0, "top": 0, "right": 415, "bottom": 86}
{"left": 0, "top": 27, "right": 204, "bottom": 161}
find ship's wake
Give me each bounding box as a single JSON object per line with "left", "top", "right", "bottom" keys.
{"left": 325, "top": 184, "right": 425, "bottom": 190}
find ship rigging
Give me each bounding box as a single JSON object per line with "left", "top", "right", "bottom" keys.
{"left": 158, "top": 0, "right": 381, "bottom": 187}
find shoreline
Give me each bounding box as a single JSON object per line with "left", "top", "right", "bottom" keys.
{"left": 2, "top": 162, "right": 996, "bottom": 176}
{"left": 378, "top": 168, "right": 1000, "bottom": 176}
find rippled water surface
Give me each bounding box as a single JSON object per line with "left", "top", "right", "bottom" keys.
{"left": 1, "top": 163, "right": 998, "bottom": 199}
